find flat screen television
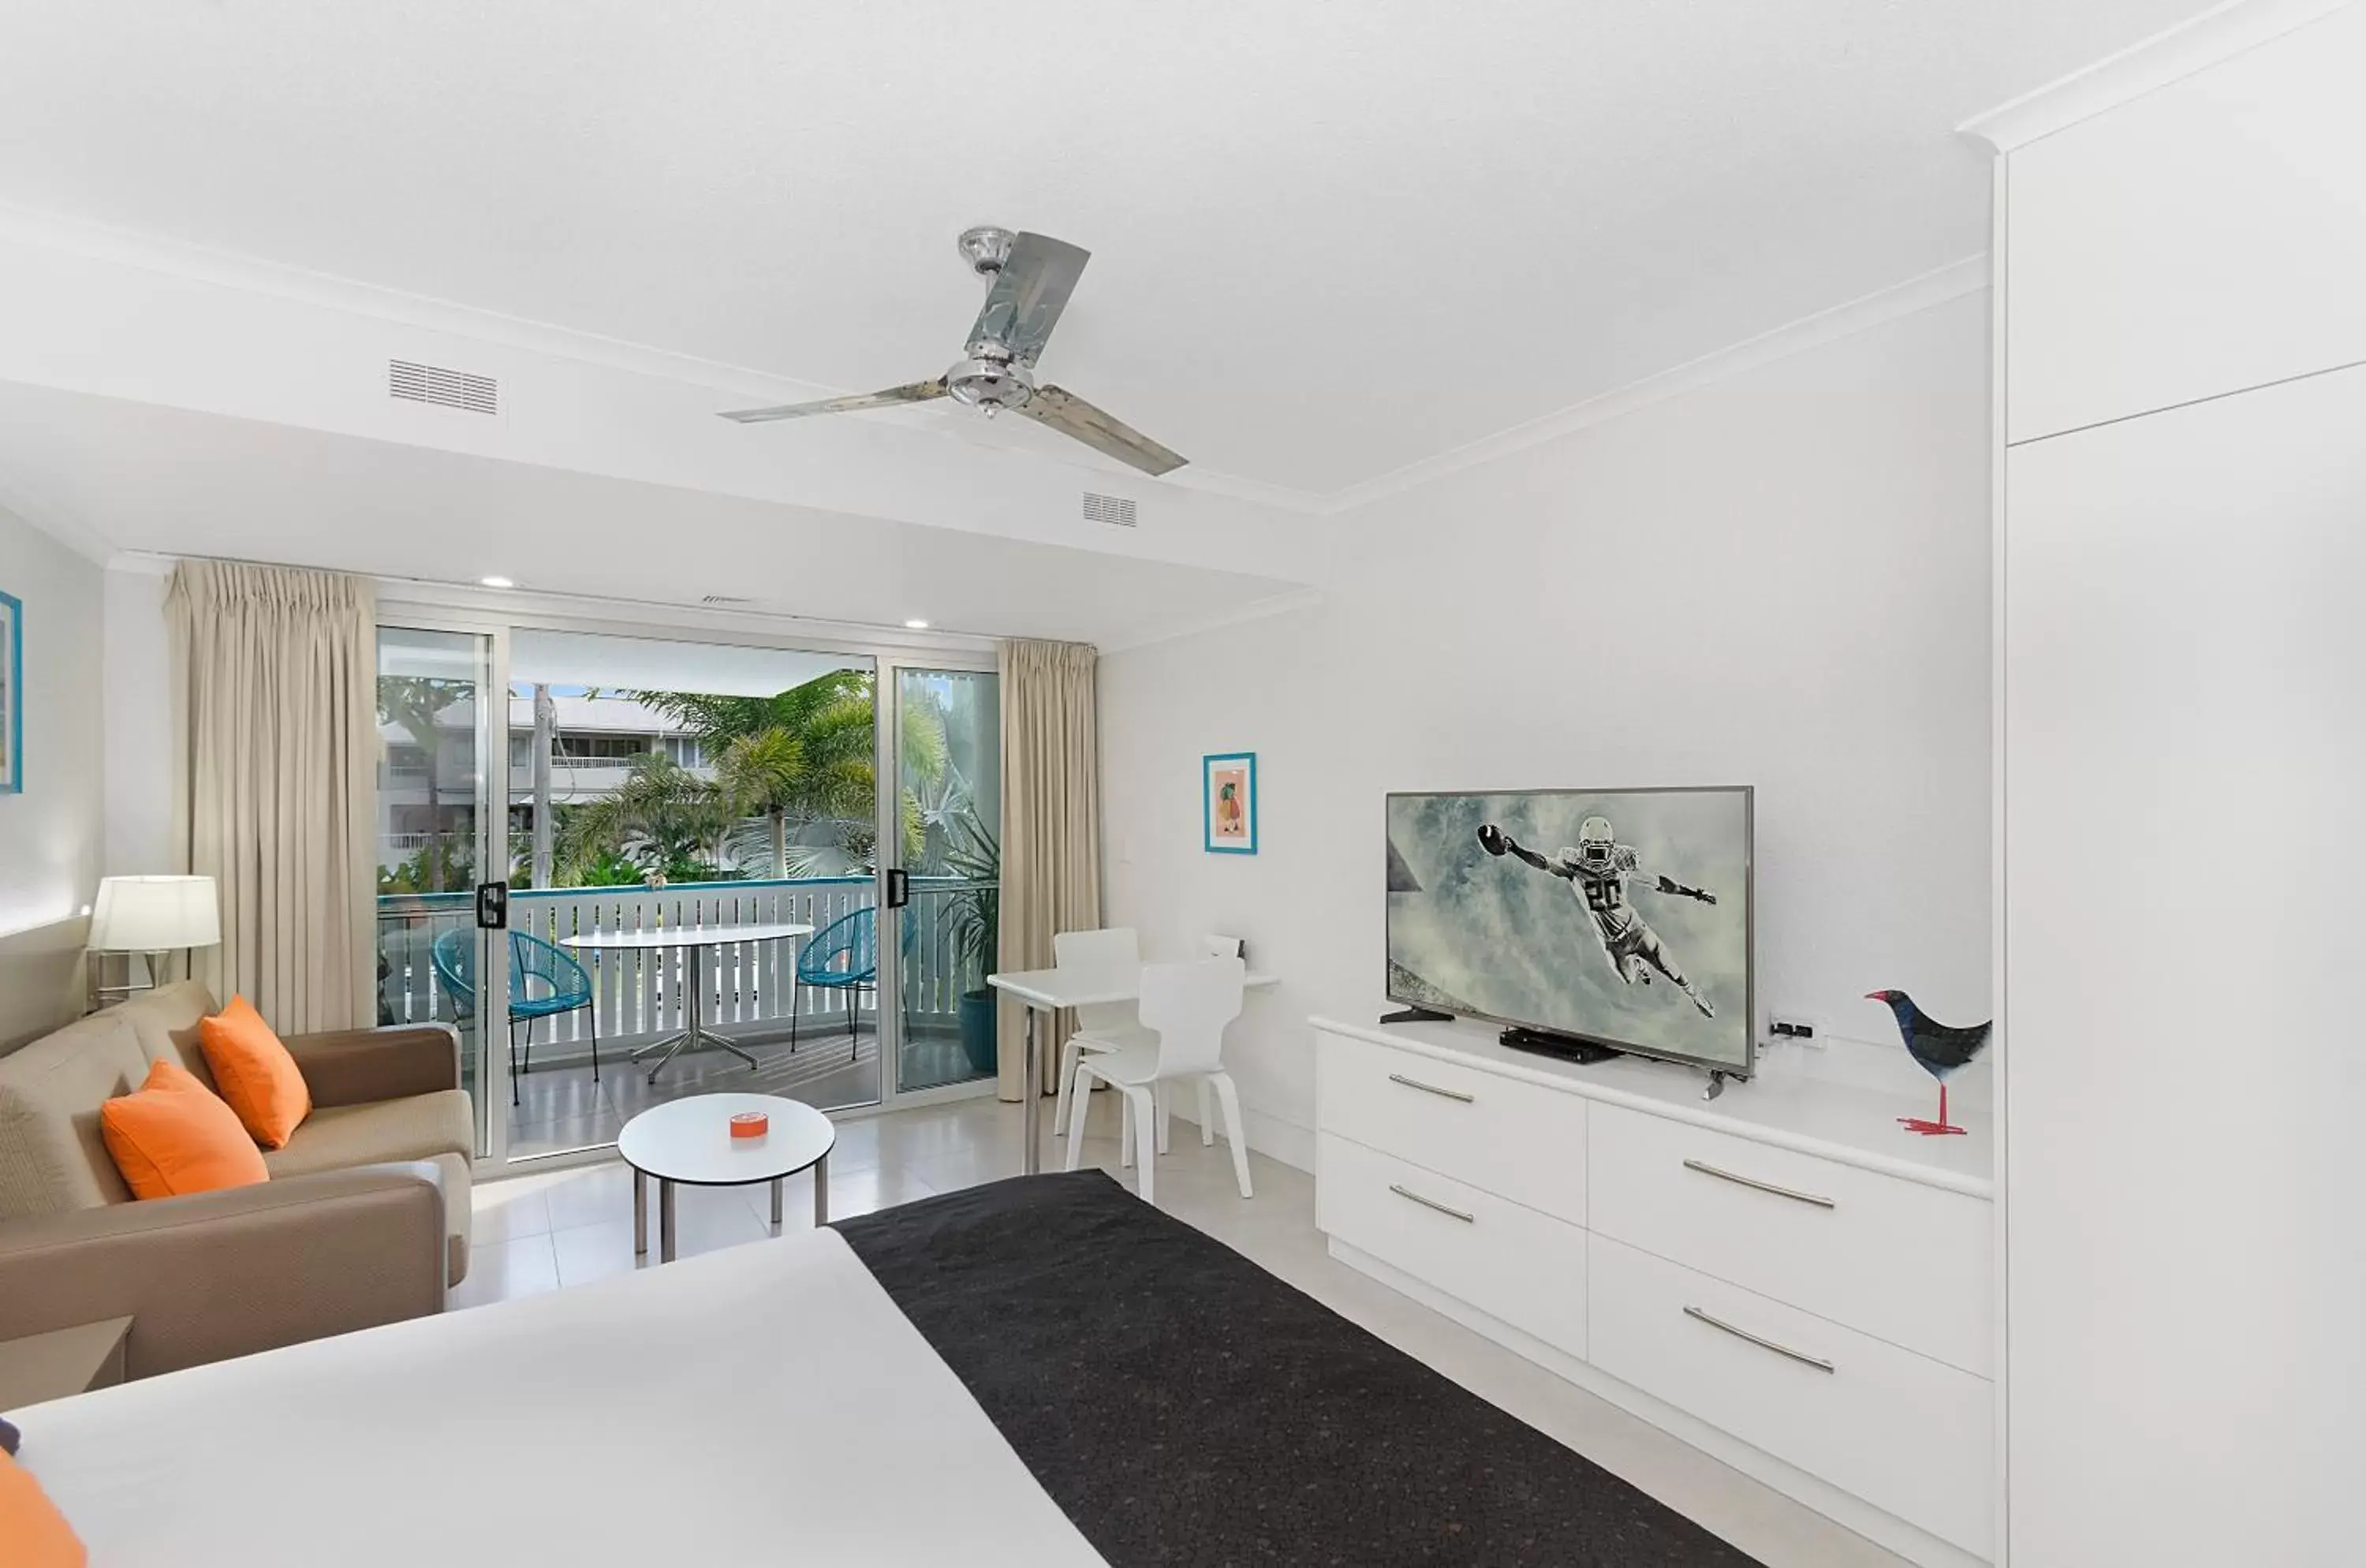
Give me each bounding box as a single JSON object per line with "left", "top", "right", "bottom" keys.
{"left": 1386, "top": 786, "right": 1755, "bottom": 1077}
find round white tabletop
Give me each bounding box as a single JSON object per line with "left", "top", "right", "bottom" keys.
{"left": 560, "top": 920, "right": 813, "bottom": 951}
{"left": 618, "top": 1093, "right": 836, "bottom": 1261}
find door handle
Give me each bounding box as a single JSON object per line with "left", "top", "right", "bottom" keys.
{"left": 475, "top": 882, "right": 509, "bottom": 931}
{"left": 884, "top": 868, "right": 910, "bottom": 909}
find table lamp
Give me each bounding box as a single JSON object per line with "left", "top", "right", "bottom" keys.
{"left": 88, "top": 875, "right": 221, "bottom": 1008}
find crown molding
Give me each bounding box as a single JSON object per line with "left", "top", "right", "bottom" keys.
{"left": 0, "top": 473, "right": 114, "bottom": 566}
{"left": 1096, "top": 587, "right": 1325, "bottom": 655}
{"left": 1321, "top": 255, "right": 1989, "bottom": 516}
{"left": 1959, "top": 0, "right": 2356, "bottom": 152}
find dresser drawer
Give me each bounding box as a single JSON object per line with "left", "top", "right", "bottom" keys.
{"left": 1588, "top": 1103, "right": 1991, "bottom": 1375}
{"left": 1316, "top": 1133, "right": 1586, "bottom": 1361}
{"left": 1316, "top": 1033, "right": 1586, "bottom": 1224}
{"left": 1588, "top": 1234, "right": 1992, "bottom": 1559}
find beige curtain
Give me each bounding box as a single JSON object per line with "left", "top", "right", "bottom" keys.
{"left": 167, "top": 562, "right": 378, "bottom": 1032}
{"left": 996, "top": 639, "right": 1101, "bottom": 1100}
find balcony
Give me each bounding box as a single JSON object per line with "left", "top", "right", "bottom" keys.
{"left": 376, "top": 875, "right": 995, "bottom": 1156}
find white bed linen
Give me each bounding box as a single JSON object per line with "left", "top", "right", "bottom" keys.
{"left": 14, "top": 1228, "right": 1105, "bottom": 1567}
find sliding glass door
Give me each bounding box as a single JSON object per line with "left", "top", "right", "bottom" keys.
{"left": 890, "top": 664, "right": 1002, "bottom": 1096}
{"left": 372, "top": 608, "right": 1003, "bottom": 1171}
{"left": 375, "top": 625, "right": 506, "bottom": 1160}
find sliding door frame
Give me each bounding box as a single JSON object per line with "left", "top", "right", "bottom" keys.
{"left": 375, "top": 593, "right": 1002, "bottom": 1178}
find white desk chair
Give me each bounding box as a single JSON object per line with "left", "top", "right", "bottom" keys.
{"left": 1065, "top": 957, "right": 1252, "bottom": 1204}
{"left": 1051, "top": 927, "right": 1148, "bottom": 1138}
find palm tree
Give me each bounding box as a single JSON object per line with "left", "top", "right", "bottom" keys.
{"left": 554, "top": 752, "right": 732, "bottom": 884}
{"left": 376, "top": 676, "right": 472, "bottom": 892}
{"left": 638, "top": 670, "right": 943, "bottom": 875}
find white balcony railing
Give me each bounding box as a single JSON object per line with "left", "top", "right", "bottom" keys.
{"left": 375, "top": 876, "right": 987, "bottom": 1062}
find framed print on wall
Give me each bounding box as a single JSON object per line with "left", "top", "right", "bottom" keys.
{"left": 0, "top": 587, "right": 19, "bottom": 794}
{"left": 1203, "top": 752, "right": 1257, "bottom": 854}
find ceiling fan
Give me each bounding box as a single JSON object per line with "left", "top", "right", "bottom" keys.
{"left": 719, "top": 226, "right": 1186, "bottom": 477}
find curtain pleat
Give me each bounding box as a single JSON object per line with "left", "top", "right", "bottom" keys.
{"left": 995, "top": 639, "right": 1101, "bottom": 1100}
{"left": 166, "top": 561, "right": 377, "bottom": 1032}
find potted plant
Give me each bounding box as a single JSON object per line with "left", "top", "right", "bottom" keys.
{"left": 942, "top": 814, "right": 1001, "bottom": 1075}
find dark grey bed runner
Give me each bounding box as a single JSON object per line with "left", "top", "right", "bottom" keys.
{"left": 836, "top": 1170, "right": 1766, "bottom": 1567}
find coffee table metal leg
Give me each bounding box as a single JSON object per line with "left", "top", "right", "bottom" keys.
{"left": 1021, "top": 1006, "right": 1041, "bottom": 1174}
{"left": 770, "top": 1177, "right": 783, "bottom": 1227}
{"left": 815, "top": 1151, "right": 830, "bottom": 1226}
{"left": 633, "top": 1170, "right": 647, "bottom": 1256}
{"left": 659, "top": 1179, "right": 677, "bottom": 1264}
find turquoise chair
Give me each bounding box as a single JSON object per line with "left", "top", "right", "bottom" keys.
{"left": 432, "top": 928, "right": 599, "bottom": 1103}
{"left": 793, "top": 905, "right": 913, "bottom": 1061}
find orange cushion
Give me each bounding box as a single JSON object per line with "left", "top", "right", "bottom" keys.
{"left": 0, "top": 1452, "right": 86, "bottom": 1567}
{"left": 198, "top": 995, "right": 312, "bottom": 1149}
{"left": 100, "top": 1058, "right": 271, "bottom": 1200}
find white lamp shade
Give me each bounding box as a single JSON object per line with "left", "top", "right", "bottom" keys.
{"left": 89, "top": 875, "right": 222, "bottom": 952}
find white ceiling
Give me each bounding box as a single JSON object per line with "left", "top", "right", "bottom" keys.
{"left": 0, "top": 1, "right": 2215, "bottom": 498}
{"left": 0, "top": 383, "right": 1307, "bottom": 648}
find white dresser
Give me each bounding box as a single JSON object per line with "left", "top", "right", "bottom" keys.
{"left": 1312, "top": 1016, "right": 1994, "bottom": 1568}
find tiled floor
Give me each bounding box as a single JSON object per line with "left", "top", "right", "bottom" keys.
{"left": 499, "top": 1027, "right": 985, "bottom": 1159}
{"left": 461, "top": 1093, "right": 1909, "bottom": 1568}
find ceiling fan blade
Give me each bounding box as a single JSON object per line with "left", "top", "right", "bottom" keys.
{"left": 968, "top": 233, "right": 1090, "bottom": 367}
{"left": 1016, "top": 385, "right": 1188, "bottom": 476}
{"left": 718, "top": 379, "right": 948, "bottom": 423}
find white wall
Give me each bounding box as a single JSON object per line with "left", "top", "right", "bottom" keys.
{"left": 0, "top": 505, "right": 104, "bottom": 1047}
{"left": 1101, "top": 294, "right": 1995, "bottom": 1166}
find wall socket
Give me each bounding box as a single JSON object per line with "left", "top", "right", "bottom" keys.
{"left": 1767, "top": 1013, "right": 1825, "bottom": 1047}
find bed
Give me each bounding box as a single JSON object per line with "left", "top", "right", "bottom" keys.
{"left": 13, "top": 1171, "right": 1764, "bottom": 1566}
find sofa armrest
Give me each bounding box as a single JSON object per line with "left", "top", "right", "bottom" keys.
{"left": 282, "top": 1024, "right": 461, "bottom": 1107}
{"left": 0, "top": 1163, "right": 448, "bottom": 1383}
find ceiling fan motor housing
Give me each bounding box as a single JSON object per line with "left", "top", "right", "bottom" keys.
{"left": 945, "top": 349, "right": 1036, "bottom": 413}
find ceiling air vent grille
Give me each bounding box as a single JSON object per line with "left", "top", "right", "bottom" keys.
{"left": 700, "top": 594, "right": 757, "bottom": 607}
{"left": 1081, "top": 491, "right": 1138, "bottom": 528}
{"left": 389, "top": 359, "right": 499, "bottom": 415}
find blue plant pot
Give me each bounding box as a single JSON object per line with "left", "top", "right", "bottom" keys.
{"left": 958, "top": 989, "right": 998, "bottom": 1075}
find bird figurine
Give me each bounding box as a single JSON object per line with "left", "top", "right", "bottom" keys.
{"left": 1864, "top": 990, "right": 1991, "bottom": 1137}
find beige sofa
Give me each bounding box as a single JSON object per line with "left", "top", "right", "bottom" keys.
{"left": 0, "top": 983, "right": 472, "bottom": 1381}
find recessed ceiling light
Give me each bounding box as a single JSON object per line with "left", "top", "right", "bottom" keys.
{"left": 903, "top": 618, "right": 930, "bottom": 629}
{"left": 479, "top": 576, "right": 515, "bottom": 589}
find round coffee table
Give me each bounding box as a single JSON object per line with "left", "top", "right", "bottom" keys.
{"left": 617, "top": 1093, "right": 835, "bottom": 1263}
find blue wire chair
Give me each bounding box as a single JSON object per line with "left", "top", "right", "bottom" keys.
{"left": 431, "top": 928, "right": 598, "bottom": 1103}
{"left": 793, "top": 905, "right": 912, "bottom": 1061}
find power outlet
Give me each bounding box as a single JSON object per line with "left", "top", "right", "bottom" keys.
{"left": 1767, "top": 1013, "right": 1825, "bottom": 1047}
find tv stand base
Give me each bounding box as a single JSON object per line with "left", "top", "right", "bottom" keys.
{"left": 1498, "top": 1026, "right": 1624, "bottom": 1066}
{"left": 1379, "top": 1005, "right": 1453, "bottom": 1026}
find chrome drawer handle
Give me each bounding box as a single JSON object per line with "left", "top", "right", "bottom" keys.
{"left": 1681, "top": 1158, "right": 1835, "bottom": 1209}
{"left": 1683, "top": 1305, "right": 1835, "bottom": 1373}
{"left": 1387, "top": 1072, "right": 1475, "bottom": 1103}
{"left": 1388, "top": 1183, "right": 1475, "bottom": 1223}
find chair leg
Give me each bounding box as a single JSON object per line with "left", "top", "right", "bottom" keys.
{"left": 1118, "top": 1086, "right": 1133, "bottom": 1167}
{"left": 1197, "top": 1077, "right": 1216, "bottom": 1146}
{"left": 588, "top": 1003, "right": 600, "bottom": 1085}
{"left": 1122, "top": 1086, "right": 1158, "bottom": 1205}
{"left": 1156, "top": 1083, "right": 1171, "bottom": 1155}
{"left": 1210, "top": 1073, "right": 1253, "bottom": 1199}
{"left": 850, "top": 984, "right": 862, "bottom": 1062}
{"left": 1054, "top": 1040, "right": 1081, "bottom": 1137}
{"left": 789, "top": 975, "right": 800, "bottom": 1053}
{"left": 508, "top": 1018, "right": 521, "bottom": 1106}
{"left": 1063, "top": 1068, "right": 1096, "bottom": 1173}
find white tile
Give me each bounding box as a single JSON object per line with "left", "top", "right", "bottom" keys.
{"left": 469, "top": 1179, "right": 551, "bottom": 1244}
{"left": 448, "top": 1234, "right": 558, "bottom": 1310}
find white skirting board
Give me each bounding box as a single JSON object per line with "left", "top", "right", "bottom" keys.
{"left": 1148, "top": 1097, "right": 1315, "bottom": 1173}
{"left": 1328, "top": 1238, "right": 1987, "bottom": 1568}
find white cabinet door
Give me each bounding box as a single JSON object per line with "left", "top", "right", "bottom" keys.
{"left": 2005, "top": 362, "right": 2366, "bottom": 1568}
{"left": 2006, "top": 2, "right": 2366, "bottom": 443}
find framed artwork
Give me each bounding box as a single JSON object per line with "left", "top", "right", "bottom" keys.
{"left": 0, "top": 588, "right": 18, "bottom": 794}
{"left": 1203, "top": 751, "right": 1257, "bottom": 854}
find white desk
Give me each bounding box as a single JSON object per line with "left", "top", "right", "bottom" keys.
{"left": 562, "top": 922, "right": 814, "bottom": 1083}
{"left": 987, "top": 965, "right": 1278, "bottom": 1173}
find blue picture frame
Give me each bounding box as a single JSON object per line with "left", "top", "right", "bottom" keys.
{"left": 0, "top": 587, "right": 19, "bottom": 795}
{"left": 1203, "top": 751, "right": 1257, "bottom": 855}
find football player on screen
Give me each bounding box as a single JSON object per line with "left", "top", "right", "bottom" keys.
{"left": 1476, "top": 817, "right": 1720, "bottom": 1018}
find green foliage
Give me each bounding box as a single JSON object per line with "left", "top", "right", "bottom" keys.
{"left": 379, "top": 842, "right": 474, "bottom": 896}
{"left": 553, "top": 751, "right": 736, "bottom": 884}
{"left": 939, "top": 812, "right": 1000, "bottom": 991}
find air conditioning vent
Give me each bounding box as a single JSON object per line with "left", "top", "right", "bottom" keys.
{"left": 700, "top": 594, "right": 756, "bottom": 607}
{"left": 1081, "top": 491, "right": 1137, "bottom": 528}
{"left": 389, "top": 359, "right": 498, "bottom": 415}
